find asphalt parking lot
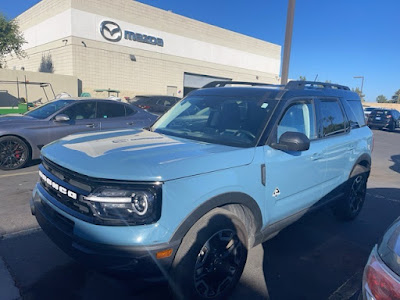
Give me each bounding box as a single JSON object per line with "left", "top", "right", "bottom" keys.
{"left": 0, "top": 128, "right": 399, "bottom": 300}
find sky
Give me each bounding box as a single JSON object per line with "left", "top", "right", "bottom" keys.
{"left": 1, "top": 0, "right": 399, "bottom": 102}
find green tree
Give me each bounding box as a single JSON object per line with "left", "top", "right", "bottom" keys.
{"left": 38, "top": 53, "right": 54, "bottom": 73}
{"left": 352, "top": 87, "right": 365, "bottom": 102}
{"left": 0, "top": 14, "right": 26, "bottom": 68}
{"left": 390, "top": 89, "right": 400, "bottom": 103}
{"left": 299, "top": 75, "right": 307, "bottom": 81}
{"left": 376, "top": 94, "right": 388, "bottom": 103}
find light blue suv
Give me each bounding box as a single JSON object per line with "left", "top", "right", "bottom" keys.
{"left": 31, "top": 81, "right": 373, "bottom": 299}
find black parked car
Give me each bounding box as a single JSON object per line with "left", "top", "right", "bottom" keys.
{"left": 367, "top": 109, "right": 400, "bottom": 131}
{"left": 0, "top": 98, "right": 157, "bottom": 170}
{"left": 129, "top": 95, "right": 180, "bottom": 114}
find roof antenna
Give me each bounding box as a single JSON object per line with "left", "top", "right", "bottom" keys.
{"left": 314, "top": 74, "right": 319, "bottom": 82}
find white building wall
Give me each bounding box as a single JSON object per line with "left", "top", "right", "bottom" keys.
{"left": 7, "top": 0, "right": 282, "bottom": 98}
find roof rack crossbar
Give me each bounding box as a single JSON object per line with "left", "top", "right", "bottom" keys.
{"left": 285, "top": 81, "right": 350, "bottom": 91}
{"left": 202, "top": 81, "right": 284, "bottom": 89}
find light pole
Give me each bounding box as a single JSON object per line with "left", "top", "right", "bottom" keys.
{"left": 281, "top": 0, "right": 296, "bottom": 85}
{"left": 353, "top": 76, "right": 364, "bottom": 94}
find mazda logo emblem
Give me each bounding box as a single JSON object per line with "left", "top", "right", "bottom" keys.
{"left": 100, "top": 21, "right": 122, "bottom": 42}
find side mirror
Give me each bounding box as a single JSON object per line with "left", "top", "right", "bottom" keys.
{"left": 54, "top": 114, "right": 70, "bottom": 122}
{"left": 271, "top": 131, "right": 310, "bottom": 152}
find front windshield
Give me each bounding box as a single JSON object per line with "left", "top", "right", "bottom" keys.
{"left": 25, "top": 100, "right": 73, "bottom": 119}
{"left": 151, "top": 94, "right": 277, "bottom": 147}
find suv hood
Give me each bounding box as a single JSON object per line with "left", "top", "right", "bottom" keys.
{"left": 41, "top": 129, "right": 255, "bottom": 181}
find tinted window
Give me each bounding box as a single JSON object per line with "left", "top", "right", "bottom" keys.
{"left": 62, "top": 102, "right": 96, "bottom": 120}
{"left": 156, "top": 98, "right": 174, "bottom": 107}
{"left": 278, "top": 102, "right": 316, "bottom": 140}
{"left": 97, "top": 102, "right": 125, "bottom": 118}
{"left": 152, "top": 95, "right": 277, "bottom": 147}
{"left": 371, "top": 109, "right": 389, "bottom": 116}
{"left": 25, "top": 99, "right": 73, "bottom": 119}
{"left": 344, "top": 100, "right": 366, "bottom": 128}
{"left": 131, "top": 97, "right": 156, "bottom": 105}
{"left": 319, "top": 100, "right": 346, "bottom": 136}
{"left": 125, "top": 106, "right": 137, "bottom": 116}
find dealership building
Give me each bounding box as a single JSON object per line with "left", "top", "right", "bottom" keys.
{"left": 7, "top": 0, "right": 282, "bottom": 98}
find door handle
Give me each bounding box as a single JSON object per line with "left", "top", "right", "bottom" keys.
{"left": 347, "top": 146, "right": 355, "bottom": 152}
{"left": 127, "top": 122, "right": 135, "bottom": 126}
{"left": 311, "top": 153, "right": 322, "bottom": 161}
{"left": 86, "top": 123, "right": 96, "bottom": 128}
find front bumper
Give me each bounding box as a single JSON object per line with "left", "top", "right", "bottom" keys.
{"left": 31, "top": 185, "right": 179, "bottom": 279}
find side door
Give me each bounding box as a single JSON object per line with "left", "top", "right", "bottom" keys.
{"left": 264, "top": 99, "right": 327, "bottom": 224}
{"left": 315, "top": 98, "right": 354, "bottom": 196}
{"left": 97, "top": 102, "right": 134, "bottom": 130}
{"left": 47, "top": 101, "right": 99, "bottom": 141}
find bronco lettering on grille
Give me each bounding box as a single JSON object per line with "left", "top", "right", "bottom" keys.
{"left": 39, "top": 170, "right": 77, "bottom": 200}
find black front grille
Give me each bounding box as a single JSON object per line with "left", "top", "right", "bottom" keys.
{"left": 40, "top": 157, "right": 163, "bottom": 226}
{"left": 40, "top": 158, "right": 94, "bottom": 220}
{"left": 42, "top": 157, "right": 92, "bottom": 193}
{"left": 40, "top": 177, "right": 92, "bottom": 216}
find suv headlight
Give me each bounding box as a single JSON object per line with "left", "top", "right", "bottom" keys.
{"left": 83, "top": 186, "right": 162, "bottom": 226}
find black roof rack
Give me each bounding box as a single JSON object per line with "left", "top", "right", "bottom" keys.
{"left": 202, "top": 81, "right": 284, "bottom": 89}
{"left": 285, "top": 80, "right": 350, "bottom": 91}
{"left": 202, "top": 80, "right": 350, "bottom": 91}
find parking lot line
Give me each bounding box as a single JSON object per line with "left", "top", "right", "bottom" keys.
{"left": 328, "top": 270, "right": 363, "bottom": 300}
{"left": 0, "top": 170, "right": 38, "bottom": 179}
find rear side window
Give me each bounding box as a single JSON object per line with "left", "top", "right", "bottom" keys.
{"left": 97, "top": 102, "right": 125, "bottom": 118}
{"left": 318, "top": 100, "right": 347, "bottom": 137}
{"left": 125, "top": 106, "right": 137, "bottom": 116}
{"left": 343, "top": 100, "right": 366, "bottom": 128}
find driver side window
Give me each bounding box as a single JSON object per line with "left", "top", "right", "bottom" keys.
{"left": 62, "top": 102, "right": 96, "bottom": 120}
{"left": 277, "top": 101, "right": 316, "bottom": 141}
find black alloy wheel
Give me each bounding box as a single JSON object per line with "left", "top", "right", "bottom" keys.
{"left": 333, "top": 165, "right": 368, "bottom": 221}
{"left": 0, "top": 136, "right": 30, "bottom": 170}
{"left": 348, "top": 174, "right": 367, "bottom": 215}
{"left": 170, "top": 208, "right": 248, "bottom": 300}
{"left": 389, "top": 121, "right": 396, "bottom": 132}
{"left": 194, "top": 229, "right": 244, "bottom": 298}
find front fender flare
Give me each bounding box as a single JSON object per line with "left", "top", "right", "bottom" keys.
{"left": 169, "top": 192, "right": 263, "bottom": 243}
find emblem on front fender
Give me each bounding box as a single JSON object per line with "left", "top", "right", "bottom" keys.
{"left": 272, "top": 188, "right": 280, "bottom": 198}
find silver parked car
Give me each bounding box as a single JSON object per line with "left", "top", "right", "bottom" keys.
{"left": 0, "top": 98, "right": 157, "bottom": 170}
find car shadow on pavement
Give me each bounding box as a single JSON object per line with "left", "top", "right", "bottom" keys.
{"left": 25, "top": 159, "right": 41, "bottom": 169}
{"left": 1, "top": 188, "right": 399, "bottom": 300}
{"left": 21, "top": 263, "right": 170, "bottom": 300}
{"left": 389, "top": 154, "right": 400, "bottom": 174}
{"left": 261, "top": 187, "right": 400, "bottom": 300}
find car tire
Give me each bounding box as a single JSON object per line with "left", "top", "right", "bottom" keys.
{"left": 169, "top": 208, "right": 248, "bottom": 300}
{"left": 0, "top": 136, "right": 30, "bottom": 170}
{"left": 389, "top": 121, "right": 396, "bottom": 132}
{"left": 333, "top": 165, "right": 368, "bottom": 221}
